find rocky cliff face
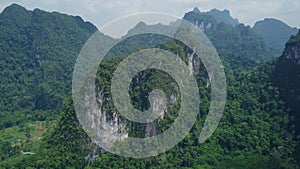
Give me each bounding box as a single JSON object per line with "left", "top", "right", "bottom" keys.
{"left": 94, "top": 91, "right": 128, "bottom": 146}
{"left": 283, "top": 35, "right": 300, "bottom": 64}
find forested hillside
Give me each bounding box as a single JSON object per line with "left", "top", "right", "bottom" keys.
{"left": 0, "top": 4, "right": 299, "bottom": 169}
{"left": 0, "top": 4, "right": 97, "bottom": 128}
{"left": 18, "top": 39, "right": 299, "bottom": 169}
{"left": 0, "top": 3, "right": 98, "bottom": 166}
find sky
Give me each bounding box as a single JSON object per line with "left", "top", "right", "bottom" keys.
{"left": 0, "top": 0, "right": 299, "bottom": 30}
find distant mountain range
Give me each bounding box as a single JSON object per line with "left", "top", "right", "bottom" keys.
{"left": 191, "top": 7, "right": 298, "bottom": 55}
{"left": 184, "top": 8, "right": 277, "bottom": 67}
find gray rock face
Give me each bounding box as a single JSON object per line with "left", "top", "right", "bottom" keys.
{"left": 146, "top": 90, "right": 176, "bottom": 138}
{"left": 284, "top": 43, "right": 300, "bottom": 65}
{"left": 85, "top": 91, "right": 128, "bottom": 148}
{"left": 284, "top": 44, "right": 300, "bottom": 64}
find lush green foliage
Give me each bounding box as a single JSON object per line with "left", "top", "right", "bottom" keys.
{"left": 0, "top": 4, "right": 300, "bottom": 169}
{"left": 0, "top": 4, "right": 97, "bottom": 129}
{"left": 0, "top": 4, "right": 96, "bottom": 167}
{"left": 83, "top": 42, "right": 299, "bottom": 168}
{"left": 6, "top": 39, "right": 297, "bottom": 168}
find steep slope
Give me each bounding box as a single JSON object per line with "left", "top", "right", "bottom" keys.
{"left": 272, "top": 30, "right": 300, "bottom": 151}
{"left": 0, "top": 4, "right": 98, "bottom": 127}
{"left": 253, "top": 18, "right": 298, "bottom": 53}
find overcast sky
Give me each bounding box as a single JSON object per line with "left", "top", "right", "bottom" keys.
{"left": 0, "top": 0, "right": 299, "bottom": 29}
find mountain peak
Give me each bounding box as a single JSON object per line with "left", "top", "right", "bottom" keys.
{"left": 3, "top": 3, "right": 26, "bottom": 10}
{"left": 1, "top": 4, "right": 97, "bottom": 33}
{"left": 1, "top": 3, "right": 29, "bottom": 15}
{"left": 261, "top": 18, "right": 290, "bottom": 26}
{"left": 223, "top": 9, "right": 230, "bottom": 15}
{"left": 210, "top": 8, "right": 230, "bottom": 15}
{"left": 0, "top": 4, "right": 32, "bottom": 24}
{"left": 206, "top": 8, "right": 239, "bottom": 26}
{"left": 188, "top": 7, "right": 239, "bottom": 27}
{"left": 193, "top": 7, "right": 201, "bottom": 13}
{"left": 2, "top": 3, "right": 29, "bottom": 13}
{"left": 208, "top": 8, "right": 231, "bottom": 17}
